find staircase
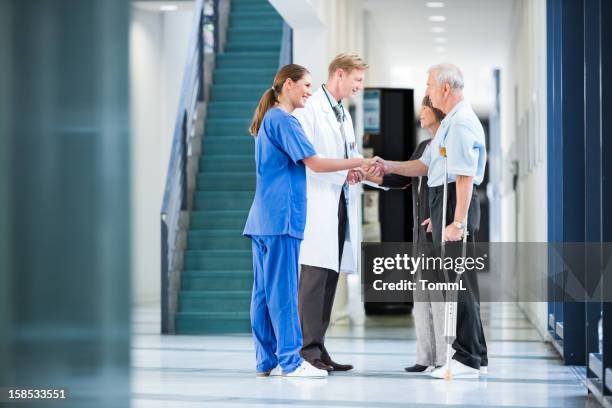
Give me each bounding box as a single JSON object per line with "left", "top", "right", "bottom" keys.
{"left": 175, "top": 0, "right": 284, "bottom": 334}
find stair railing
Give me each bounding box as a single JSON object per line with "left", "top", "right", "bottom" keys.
{"left": 160, "top": 0, "right": 222, "bottom": 334}
{"left": 279, "top": 20, "right": 293, "bottom": 67}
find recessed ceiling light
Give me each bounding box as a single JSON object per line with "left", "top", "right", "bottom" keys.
{"left": 160, "top": 4, "right": 178, "bottom": 11}
{"left": 434, "top": 37, "right": 447, "bottom": 44}
{"left": 428, "top": 15, "right": 446, "bottom": 22}
{"left": 435, "top": 46, "right": 446, "bottom": 53}
{"left": 431, "top": 26, "right": 446, "bottom": 33}
{"left": 426, "top": 2, "right": 445, "bottom": 7}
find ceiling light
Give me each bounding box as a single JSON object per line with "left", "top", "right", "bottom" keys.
{"left": 428, "top": 15, "right": 446, "bottom": 22}
{"left": 431, "top": 26, "right": 446, "bottom": 33}
{"left": 160, "top": 4, "right": 178, "bottom": 11}
{"left": 426, "top": 2, "right": 445, "bottom": 7}
{"left": 434, "top": 37, "right": 447, "bottom": 44}
{"left": 435, "top": 46, "right": 446, "bottom": 53}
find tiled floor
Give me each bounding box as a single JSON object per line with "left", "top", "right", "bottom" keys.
{"left": 131, "top": 302, "right": 599, "bottom": 407}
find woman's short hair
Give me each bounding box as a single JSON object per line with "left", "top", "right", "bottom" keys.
{"left": 422, "top": 95, "right": 446, "bottom": 123}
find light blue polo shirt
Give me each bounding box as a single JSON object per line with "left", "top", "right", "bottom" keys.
{"left": 419, "top": 100, "right": 487, "bottom": 187}
{"left": 243, "top": 107, "right": 317, "bottom": 239}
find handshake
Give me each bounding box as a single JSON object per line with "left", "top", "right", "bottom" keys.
{"left": 348, "top": 157, "right": 389, "bottom": 185}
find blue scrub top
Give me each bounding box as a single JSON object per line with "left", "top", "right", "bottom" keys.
{"left": 243, "top": 107, "right": 317, "bottom": 240}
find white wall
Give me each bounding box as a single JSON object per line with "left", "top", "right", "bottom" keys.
{"left": 499, "top": 0, "right": 548, "bottom": 337}
{"left": 269, "top": 0, "right": 366, "bottom": 87}
{"left": 130, "top": 6, "right": 194, "bottom": 305}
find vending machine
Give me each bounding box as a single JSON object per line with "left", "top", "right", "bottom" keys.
{"left": 362, "top": 87, "right": 416, "bottom": 314}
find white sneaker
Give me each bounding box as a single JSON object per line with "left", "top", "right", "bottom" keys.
{"left": 256, "top": 365, "right": 281, "bottom": 378}
{"left": 284, "top": 360, "right": 328, "bottom": 378}
{"left": 430, "top": 359, "right": 479, "bottom": 379}
{"left": 480, "top": 366, "right": 488, "bottom": 375}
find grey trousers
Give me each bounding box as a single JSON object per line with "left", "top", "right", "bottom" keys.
{"left": 413, "top": 270, "right": 447, "bottom": 366}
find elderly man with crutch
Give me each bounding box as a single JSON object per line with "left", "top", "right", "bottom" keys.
{"left": 375, "top": 63, "right": 488, "bottom": 379}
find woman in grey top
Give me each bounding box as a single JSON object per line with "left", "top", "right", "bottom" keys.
{"left": 368, "top": 95, "right": 446, "bottom": 372}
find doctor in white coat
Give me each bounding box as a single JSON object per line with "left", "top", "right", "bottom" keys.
{"left": 293, "top": 54, "right": 377, "bottom": 372}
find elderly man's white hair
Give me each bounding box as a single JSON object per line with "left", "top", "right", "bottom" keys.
{"left": 427, "top": 63, "right": 464, "bottom": 90}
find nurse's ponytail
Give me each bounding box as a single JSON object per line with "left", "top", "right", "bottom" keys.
{"left": 249, "top": 64, "right": 310, "bottom": 137}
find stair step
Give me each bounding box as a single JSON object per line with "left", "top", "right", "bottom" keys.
{"left": 231, "top": 1, "right": 276, "bottom": 13}
{"left": 208, "top": 101, "right": 258, "bottom": 120}
{"left": 194, "top": 191, "right": 253, "bottom": 211}
{"left": 229, "top": 13, "right": 283, "bottom": 28}
{"left": 175, "top": 311, "right": 251, "bottom": 334}
{"left": 228, "top": 27, "right": 281, "bottom": 43}
{"left": 216, "top": 52, "right": 279, "bottom": 69}
{"left": 225, "top": 42, "right": 280, "bottom": 53}
{"left": 212, "top": 70, "right": 276, "bottom": 88}
{"left": 211, "top": 84, "right": 270, "bottom": 102}
{"left": 217, "top": 51, "right": 280, "bottom": 61}
{"left": 182, "top": 270, "right": 253, "bottom": 291}
{"left": 202, "top": 136, "right": 254, "bottom": 154}
{"left": 205, "top": 118, "right": 252, "bottom": 135}
{"left": 198, "top": 156, "right": 255, "bottom": 173}
{"left": 185, "top": 249, "right": 252, "bottom": 270}
{"left": 190, "top": 210, "right": 249, "bottom": 230}
{"left": 198, "top": 162, "right": 256, "bottom": 176}
{"left": 187, "top": 228, "right": 251, "bottom": 249}
{"left": 196, "top": 172, "right": 255, "bottom": 192}
{"left": 179, "top": 290, "right": 251, "bottom": 312}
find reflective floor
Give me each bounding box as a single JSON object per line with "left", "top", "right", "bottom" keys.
{"left": 131, "top": 303, "right": 598, "bottom": 407}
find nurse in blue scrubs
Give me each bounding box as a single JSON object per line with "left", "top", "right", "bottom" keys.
{"left": 244, "top": 64, "right": 376, "bottom": 378}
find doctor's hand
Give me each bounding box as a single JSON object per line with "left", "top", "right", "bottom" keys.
{"left": 362, "top": 156, "right": 385, "bottom": 176}
{"left": 364, "top": 166, "right": 383, "bottom": 185}
{"left": 347, "top": 168, "right": 365, "bottom": 185}
{"left": 370, "top": 156, "right": 391, "bottom": 175}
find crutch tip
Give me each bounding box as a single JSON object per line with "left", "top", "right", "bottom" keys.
{"left": 444, "top": 370, "right": 453, "bottom": 381}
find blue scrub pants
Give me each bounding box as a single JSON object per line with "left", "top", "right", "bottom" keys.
{"left": 250, "top": 234, "right": 304, "bottom": 374}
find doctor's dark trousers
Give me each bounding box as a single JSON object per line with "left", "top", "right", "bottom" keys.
{"left": 250, "top": 235, "right": 304, "bottom": 373}
{"left": 298, "top": 189, "right": 348, "bottom": 363}
{"left": 428, "top": 183, "right": 488, "bottom": 369}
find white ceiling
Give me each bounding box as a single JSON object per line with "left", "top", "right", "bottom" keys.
{"left": 363, "top": 0, "right": 516, "bottom": 116}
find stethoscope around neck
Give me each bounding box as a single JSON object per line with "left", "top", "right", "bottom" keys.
{"left": 322, "top": 84, "right": 345, "bottom": 121}
{"left": 322, "top": 84, "right": 355, "bottom": 154}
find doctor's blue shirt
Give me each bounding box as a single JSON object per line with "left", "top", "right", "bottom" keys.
{"left": 419, "top": 100, "right": 487, "bottom": 187}
{"left": 243, "top": 107, "right": 317, "bottom": 240}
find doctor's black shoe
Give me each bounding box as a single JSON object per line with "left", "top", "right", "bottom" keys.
{"left": 404, "top": 364, "right": 429, "bottom": 373}
{"left": 311, "top": 359, "right": 334, "bottom": 372}
{"left": 322, "top": 358, "right": 354, "bottom": 372}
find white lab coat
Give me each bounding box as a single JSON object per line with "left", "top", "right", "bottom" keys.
{"left": 293, "top": 88, "right": 377, "bottom": 274}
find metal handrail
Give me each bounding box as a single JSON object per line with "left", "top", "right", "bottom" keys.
{"left": 160, "top": 0, "right": 219, "bottom": 334}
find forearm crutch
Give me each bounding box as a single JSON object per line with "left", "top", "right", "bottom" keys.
{"left": 440, "top": 145, "right": 469, "bottom": 381}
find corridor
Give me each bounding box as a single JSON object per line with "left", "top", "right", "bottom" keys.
{"left": 132, "top": 303, "right": 595, "bottom": 407}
